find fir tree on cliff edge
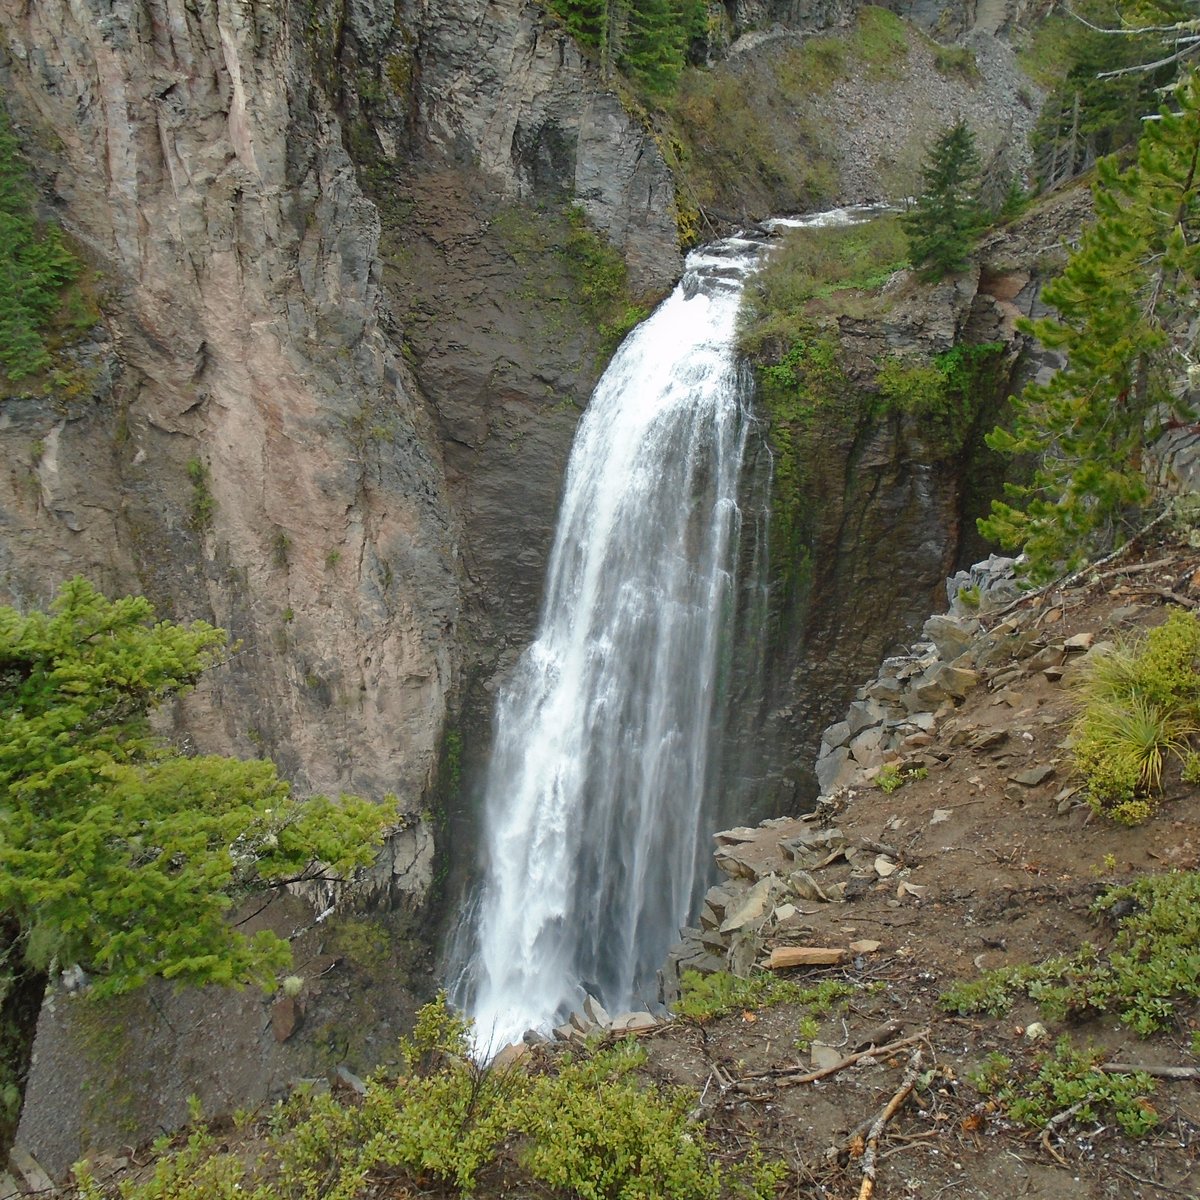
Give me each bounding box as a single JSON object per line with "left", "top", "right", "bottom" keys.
{"left": 902, "top": 120, "right": 984, "bottom": 281}
{"left": 0, "top": 580, "right": 390, "bottom": 1158}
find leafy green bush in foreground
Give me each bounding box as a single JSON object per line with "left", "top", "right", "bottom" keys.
{"left": 75, "top": 999, "right": 784, "bottom": 1200}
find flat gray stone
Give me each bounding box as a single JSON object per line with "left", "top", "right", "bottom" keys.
{"left": 1010, "top": 764, "right": 1055, "bottom": 786}
{"left": 583, "top": 995, "right": 612, "bottom": 1028}
{"left": 821, "top": 720, "right": 852, "bottom": 751}
{"left": 816, "top": 745, "right": 851, "bottom": 793}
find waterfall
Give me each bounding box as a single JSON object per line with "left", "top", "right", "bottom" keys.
{"left": 453, "top": 210, "right": 879, "bottom": 1054}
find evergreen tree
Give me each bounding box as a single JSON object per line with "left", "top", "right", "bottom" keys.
{"left": 546, "top": 0, "right": 704, "bottom": 92}
{"left": 554, "top": 0, "right": 606, "bottom": 50}
{"left": 980, "top": 72, "right": 1200, "bottom": 582}
{"left": 0, "top": 580, "right": 389, "bottom": 1154}
{"left": 901, "top": 120, "right": 984, "bottom": 281}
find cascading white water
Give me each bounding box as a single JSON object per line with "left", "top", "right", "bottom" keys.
{"left": 456, "top": 209, "right": 879, "bottom": 1055}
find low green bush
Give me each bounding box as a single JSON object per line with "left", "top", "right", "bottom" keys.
{"left": 941, "top": 870, "right": 1200, "bottom": 1035}
{"left": 75, "top": 998, "right": 783, "bottom": 1200}
{"left": 969, "top": 1038, "right": 1159, "bottom": 1137}
{"left": 739, "top": 216, "right": 908, "bottom": 351}
{"left": 675, "top": 968, "right": 856, "bottom": 1023}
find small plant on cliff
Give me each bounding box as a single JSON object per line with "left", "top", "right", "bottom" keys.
{"left": 186, "top": 457, "right": 215, "bottom": 531}
{"left": 0, "top": 111, "right": 88, "bottom": 385}
{"left": 979, "top": 74, "right": 1200, "bottom": 582}
{"left": 0, "top": 580, "right": 389, "bottom": 1157}
{"left": 901, "top": 120, "right": 984, "bottom": 282}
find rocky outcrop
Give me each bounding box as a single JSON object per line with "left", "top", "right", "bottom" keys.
{"left": 660, "top": 550, "right": 1102, "bottom": 997}
{"left": 0, "top": 0, "right": 690, "bottom": 1165}
{"left": 742, "top": 187, "right": 1090, "bottom": 815}
{"left": 398, "top": 0, "right": 681, "bottom": 291}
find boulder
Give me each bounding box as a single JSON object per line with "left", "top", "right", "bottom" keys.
{"left": 609, "top": 1012, "right": 657, "bottom": 1033}
{"left": 849, "top": 725, "right": 885, "bottom": 767}
{"left": 847, "top": 698, "right": 887, "bottom": 736}
{"left": 922, "top": 613, "right": 979, "bottom": 662}
{"left": 821, "top": 720, "right": 852, "bottom": 751}
{"left": 719, "top": 875, "right": 782, "bottom": 933}
{"left": 816, "top": 746, "right": 852, "bottom": 793}
{"left": 583, "top": 995, "right": 612, "bottom": 1028}
{"left": 1010, "top": 764, "right": 1055, "bottom": 786}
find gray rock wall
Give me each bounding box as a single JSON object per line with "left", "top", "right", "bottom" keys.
{"left": 0, "top": 0, "right": 458, "bottom": 825}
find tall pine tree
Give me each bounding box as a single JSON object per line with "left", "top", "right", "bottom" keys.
{"left": 901, "top": 120, "right": 984, "bottom": 281}
{"left": 980, "top": 72, "right": 1200, "bottom": 581}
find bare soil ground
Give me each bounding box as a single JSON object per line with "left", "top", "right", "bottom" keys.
{"left": 638, "top": 529, "right": 1200, "bottom": 1200}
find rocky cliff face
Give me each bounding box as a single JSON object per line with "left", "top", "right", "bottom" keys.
{"left": 0, "top": 0, "right": 684, "bottom": 856}
{"left": 0, "top": 0, "right": 456, "bottom": 848}
{"left": 1, "top": 0, "right": 688, "bottom": 1165}
{"left": 1, "top": 0, "right": 1060, "bottom": 1168}
{"left": 743, "top": 186, "right": 1090, "bottom": 810}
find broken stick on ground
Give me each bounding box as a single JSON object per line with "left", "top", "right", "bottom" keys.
{"left": 856, "top": 1045, "right": 924, "bottom": 1200}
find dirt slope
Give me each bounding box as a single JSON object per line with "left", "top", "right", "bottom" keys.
{"left": 643, "top": 527, "right": 1200, "bottom": 1200}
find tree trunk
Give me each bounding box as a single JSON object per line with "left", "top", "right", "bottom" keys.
{"left": 0, "top": 919, "right": 49, "bottom": 1163}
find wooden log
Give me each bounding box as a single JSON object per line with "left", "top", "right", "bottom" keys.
{"left": 767, "top": 946, "right": 847, "bottom": 969}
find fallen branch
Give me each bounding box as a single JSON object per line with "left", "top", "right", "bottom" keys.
{"left": 1093, "top": 555, "right": 1178, "bottom": 581}
{"left": 1100, "top": 1062, "right": 1200, "bottom": 1079}
{"left": 1111, "top": 1162, "right": 1200, "bottom": 1197}
{"left": 1116, "top": 586, "right": 1198, "bottom": 609}
{"left": 986, "top": 508, "right": 1175, "bottom": 621}
{"left": 1040, "top": 1100, "right": 1085, "bottom": 1167}
{"left": 735, "top": 1030, "right": 930, "bottom": 1090}
{"left": 857, "top": 1046, "right": 923, "bottom": 1200}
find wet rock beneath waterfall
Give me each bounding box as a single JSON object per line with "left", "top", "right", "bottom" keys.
{"left": 584, "top": 995, "right": 612, "bottom": 1027}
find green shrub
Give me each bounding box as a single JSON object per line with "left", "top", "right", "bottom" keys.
{"left": 186, "top": 458, "right": 215, "bottom": 531}
{"left": 969, "top": 1037, "right": 1159, "bottom": 1137}
{"left": 940, "top": 871, "right": 1200, "bottom": 1035}
{"left": 75, "top": 998, "right": 783, "bottom": 1200}
{"left": 0, "top": 111, "right": 93, "bottom": 387}
{"left": 740, "top": 216, "right": 908, "bottom": 349}
{"left": 674, "top": 969, "right": 856, "bottom": 1023}
{"left": 932, "top": 43, "right": 978, "bottom": 79}
{"left": 848, "top": 6, "right": 910, "bottom": 79}
{"left": 1072, "top": 610, "right": 1200, "bottom": 822}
